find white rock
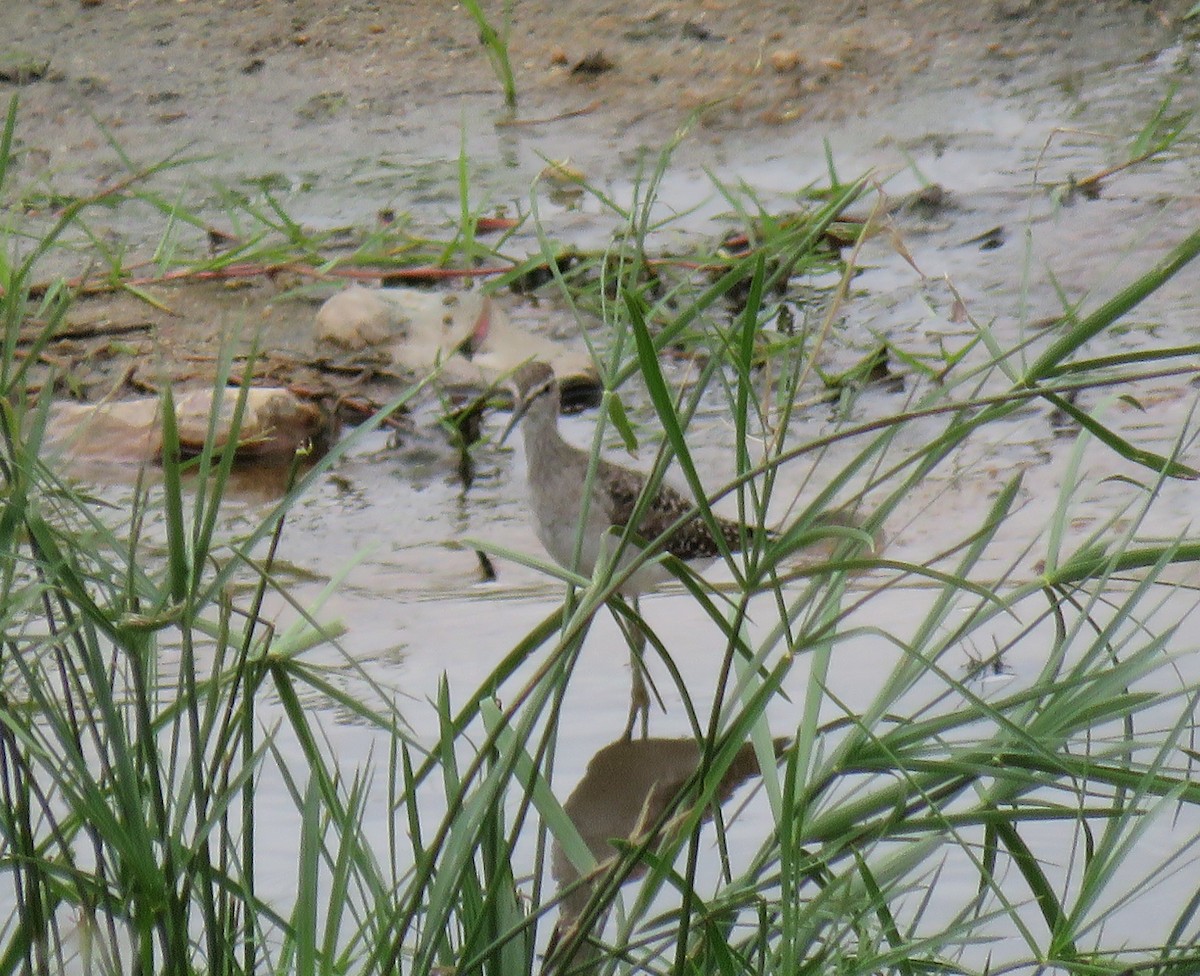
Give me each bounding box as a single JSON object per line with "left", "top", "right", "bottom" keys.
{"left": 315, "top": 286, "right": 595, "bottom": 387}
{"left": 45, "top": 387, "right": 327, "bottom": 463}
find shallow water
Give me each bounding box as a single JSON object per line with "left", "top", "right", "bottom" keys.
{"left": 13, "top": 22, "right": 1200, "bottom": 973}
{"left": 275, "top": 67, "right": 1200, "bottom": 960}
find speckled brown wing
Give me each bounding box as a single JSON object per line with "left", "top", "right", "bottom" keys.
{"left": 598, "top": 459, "right": 757, "bottom": 561}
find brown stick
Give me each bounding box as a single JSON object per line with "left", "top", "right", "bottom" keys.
{"left": 18, "top": 320, "right": 155, "bottom": 345}
{"left": 495, "top": 100, "right": 602, "bottom": 126}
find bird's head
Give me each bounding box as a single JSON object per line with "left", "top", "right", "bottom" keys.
{"left": 500, "top": 360, "right": 559, "bottom": 444}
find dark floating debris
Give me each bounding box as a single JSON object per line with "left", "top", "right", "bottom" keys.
{"left": 961, "top": 225, "right": 1006, "bottom": 250}
{"left": 571, "top": 51, "right": 615, "bottom": 76}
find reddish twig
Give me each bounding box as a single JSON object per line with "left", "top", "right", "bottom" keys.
{"left": 26, "top": 261, "right": 512, "bottom": 299}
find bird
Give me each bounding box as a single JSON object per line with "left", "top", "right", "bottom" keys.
{"left": 501, "top": 360, "right": 771, "bottom": 738}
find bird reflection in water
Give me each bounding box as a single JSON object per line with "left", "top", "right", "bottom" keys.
{"left": 544, "top": 735, "right": 788, "bottom": 973}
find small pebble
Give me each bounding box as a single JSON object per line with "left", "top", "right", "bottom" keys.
{"left": 540, "top": 160, "right": 585, "bottom": 185}
{"left": 770, "top": 49, "right": 801, "bottom": 73}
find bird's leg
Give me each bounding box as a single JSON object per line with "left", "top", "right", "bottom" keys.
{"left": 618, "top": 596, "right": 653, "bottom": 740}
{"left": 625, "top": 618, "right": 650, "bottom": 741}
{"left": 610, "top": 598, "right": 662, "bottom": 739}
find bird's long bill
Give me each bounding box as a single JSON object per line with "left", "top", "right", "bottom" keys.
{"left": 499, "top": 395, "right": 529, "bottom": 445}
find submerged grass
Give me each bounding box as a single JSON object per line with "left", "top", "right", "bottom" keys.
{"left": 2, "top": 90, "right": 1200, "bottom": 976}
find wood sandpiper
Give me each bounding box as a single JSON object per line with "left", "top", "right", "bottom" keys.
{"left": 502, "top": 360, "right": 769, "bottom": 737}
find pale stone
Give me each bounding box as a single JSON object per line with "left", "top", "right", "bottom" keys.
{"left": 315, "top": 285, "right": 595, "bottom": 388}
{"left": 46, "top": 388, "right": 327, "bottom": 463}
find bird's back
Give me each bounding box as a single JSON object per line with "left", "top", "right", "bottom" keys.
{"left": 600, "top": 460, "right": 762, "bottom": 562}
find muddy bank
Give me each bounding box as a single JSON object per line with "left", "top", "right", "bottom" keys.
{"left": 5, "top": 0, "right": 1199, "bottom": 564}
{"left": 7, "top": 1, "right": 1192, "bottom": 203}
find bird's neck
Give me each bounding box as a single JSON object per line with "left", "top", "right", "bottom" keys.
{"left": 520, "top": 396, "right": 567, "bottom": 466}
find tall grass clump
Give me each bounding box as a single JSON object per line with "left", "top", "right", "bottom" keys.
{"left": 0, "top": 94, "right": 433, "bottom": 974}
{"left": 0, "top": 323, "right": 428, "bottom": 973}
{"left": 3, "top": 87, "right": 1200, "bottom": 976}
{"left": 462, "top": 156, "right": 1200, "bottom": 975}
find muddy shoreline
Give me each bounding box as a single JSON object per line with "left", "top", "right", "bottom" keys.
{"left": 6, "top": 0, "right": 1199, "bottom": 505}
{"left": 10, "top": 1, "right": 1192, "bottom": 196}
